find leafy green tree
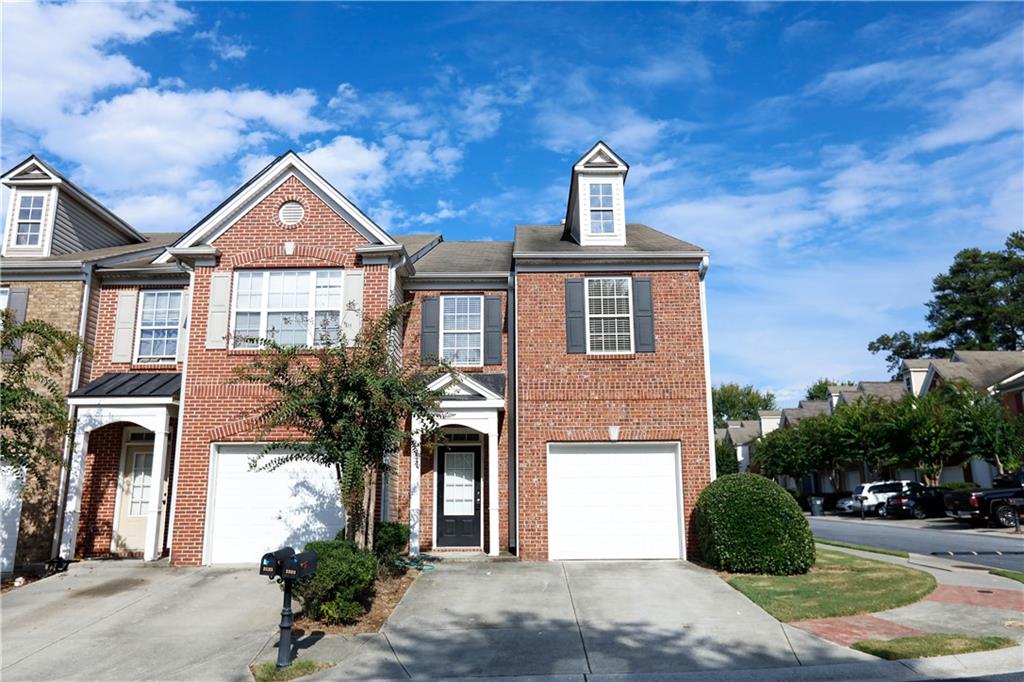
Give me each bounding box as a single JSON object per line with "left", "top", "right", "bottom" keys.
{"left": 963, "top": 393, "right": 1024, "bottom": 475}
{"left": 712, "top": 383, "right": 776, "bottom": 428}
{"left": 715, "top": 438, "right": 739, "bottom": 476}
{"left": 868, "top": 231, "right": 1024, "bottom": 375}
{"left": 892, "top": 381, "right": 976, "bottom": 486}
{"left": 0, "top": 312, "right": 82, "bottom": 482}
{"left": 805, "top": 378, "right": 853, "bottom": 402}
{"left": 237, "top": 304, "right": 447, "bottom": 549}
{"left": 752, "top": 426, "right": 808, "bottom": 481}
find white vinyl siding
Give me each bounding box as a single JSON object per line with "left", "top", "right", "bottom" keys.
{"left": 440, "top": 295, "right": 483, "bottom": 366}
{"left": 584, "top": 277, "right": 633, "bottom": 354}
{"left": 135, "top": 291, "right": 182, "bottom": 363}
{"left": 231, "top": 269, "right": 347, "bottom": 348}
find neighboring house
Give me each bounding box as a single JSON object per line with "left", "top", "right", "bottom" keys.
{"left": 34, "top": 141, "right": 714, "bottom": 567}
{"left": 916, "top": 351, "right": 1024, "bottom": 418}
{"left": 723, "top": 420, "right": 761, "bottom": 472}
{"left": 0, "top": 156, "right": 179, "bottom": 575}
{"left": 779, "top": 399, "right": 830, "bottom": 428}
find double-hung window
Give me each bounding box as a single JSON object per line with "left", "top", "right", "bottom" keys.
{"left": 136, "top": 291, "right": 182, "bottom": 363}
{"left": 589, "top": 183, "right": 614, "bottom": 234}
{"left": 232, "top": 269, "right": 345, "bottom": 348}
{"left": 440, "top": 295, "right": 483, "bottom": 366}
{"left": 585, "top": 277, "right": 633, "bottom": 353}
{"left": 15, "top": 195, "right": 44, "bottom": 246}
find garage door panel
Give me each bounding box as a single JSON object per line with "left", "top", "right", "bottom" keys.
{"left": 547, "top": 443, "right": 682, "bottom": 561}
{"left": 208, "top": 447, "right": 345, "bottom": 564}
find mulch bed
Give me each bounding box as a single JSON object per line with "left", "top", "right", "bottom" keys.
{"left": 294, "top": 570, "right": 418, "bottom": 635}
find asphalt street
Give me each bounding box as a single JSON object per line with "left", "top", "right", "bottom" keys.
{"left": 809, "top": 516, "right": 1024, "bottom": 571}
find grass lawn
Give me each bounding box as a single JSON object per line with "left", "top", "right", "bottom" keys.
{"left": 727, "top": 549, "right": 936, "bottom": 622}
{"left": 250, "top": 660, "right": 333, "bottom": 682}
{"left": 990, "top": 568, "right": 1024, "bottom": 585}
{"left": 852, "top": 634, "right": 1016, "bottom": 660}
{"left": 815, "top": 539, "right": 908, "bottom": 558}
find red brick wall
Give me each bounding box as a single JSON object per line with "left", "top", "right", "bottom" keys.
{"left": 169, "top": 176, "right": 387, "bottom": 565}
{"left": 514, "top": 270, "right": 712, "bottom": 560}
{"left": 89, "top": 284, "right": 186, "bottom": 379}
{"left": 75, "top": 423, "right": 124, "bottom": 557}
{"left": 390, "top": 289, "right": 511, "bottom": 552}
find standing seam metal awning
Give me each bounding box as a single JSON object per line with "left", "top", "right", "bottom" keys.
{"left": 69, "top": 372, "right": 182, "bottom": 398}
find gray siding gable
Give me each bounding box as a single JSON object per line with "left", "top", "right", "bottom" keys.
{"left": 50, "top": 191, "right": 134, "bottom": 256}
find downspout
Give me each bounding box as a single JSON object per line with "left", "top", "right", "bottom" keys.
{"left": 51, "top": 263, "right": 93, "bottom": 559}
{"left": 510, "top": 268, "right": 520, "bottom": 555}
{"left": 383, "top": 254, "right": 407, "bottom": 523}
{"left": 165, "top": 260, "right": 195, "bottom": 558}
{"left": 699, "top": 256, "right": 716, "bottom": 482}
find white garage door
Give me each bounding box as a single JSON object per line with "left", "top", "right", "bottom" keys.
{"left": 547, "top": 442, "right": 683, "bottom": 560}
{"left": 206, "top": 445, "right": 345, "bottom": 564}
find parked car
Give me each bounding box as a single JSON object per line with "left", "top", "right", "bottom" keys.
{"left": 885, "top": 487, "right": 946, "bottom": 519}
{"left": 854, "top": 480, "right": 923, "bottom": 516}
{"left": 944, "top": 471, "right": 1024, "bottom": 528}
{"left": 835, "top": 496, "right": 860, "bottom": 514}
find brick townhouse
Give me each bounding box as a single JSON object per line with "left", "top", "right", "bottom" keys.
{"left": 1, "top": 142, "right": 715, "bottom": 567}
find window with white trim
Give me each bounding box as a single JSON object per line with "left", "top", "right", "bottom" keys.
{"left": 128, "top": 450, "right": 153, "bottom": 516}
{"left": 589, "top": 183, "right": 614, "bottom": 234}
{"left": 15, "top": 194, "right": 44, "bottom": 246}
{"left": 231, "top": 269, "right": 345, "bottom": 348}
{"left": 585, "top": 277, "right": 633, "bottom": 353}
{"left": 440, "top": 295, "right": 483, "bottom": 366}
{"left": 136, "top": 291, "right": 182, "bottom": 363}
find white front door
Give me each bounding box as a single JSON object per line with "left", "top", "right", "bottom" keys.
{"left": 546, "top": 442, "right": 684, "bottom": 560}
{"left": 206, "top": 445, "right": 346, "bottom": 564}
{"left": 114, "top": 443, "right": 155, "bottom": 553}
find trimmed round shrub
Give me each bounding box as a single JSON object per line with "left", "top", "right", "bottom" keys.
{"left": 695, "top": 473, "right": 815, "bottom": 575}
{"left": 374, "top": 522, "right": 411, "bottom": 575}
{"left": 293, "top": 540, "right": 376, "bottom": 623}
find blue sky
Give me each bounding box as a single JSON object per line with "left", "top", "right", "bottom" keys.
{"left": 3, "top": 2, "right": 1021, "bottom": 404}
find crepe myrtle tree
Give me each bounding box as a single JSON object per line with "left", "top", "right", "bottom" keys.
{"left": 0, "top": 311, "right": 83, "bottom": 483}
{"left": 236, "top": 303, "right": 449, "bottom": 550}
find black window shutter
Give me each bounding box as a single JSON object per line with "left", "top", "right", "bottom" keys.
{"left": 565, "top": 279, "right": 586, "bottom": 353}
{"left": 420, "top": 297, "right": 440, "bottom": 365}
{"left": 483, "top": 296, "right": 502, "bottom": 365}
{"left": 633, "top": 277, "right": 655, "bottom": 353}
{"left": 2, "top": 287, "right": 29, "bottom": 361}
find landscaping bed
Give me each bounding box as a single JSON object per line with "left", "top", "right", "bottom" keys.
{"left": 852, "top": 634, "right": 1016, "bottom": 660}
{"left": 294, "top": 568, "right": 417, "bottom": 635}
{"left": 726, "top": 548, "right": 936, "bottom": 622}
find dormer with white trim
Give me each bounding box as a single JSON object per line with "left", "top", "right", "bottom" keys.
{"left": 1, "top": 155, "right": 144, "bottom": 259}
{"left": 563, "top": 141, "right": 629, "bottom": 247}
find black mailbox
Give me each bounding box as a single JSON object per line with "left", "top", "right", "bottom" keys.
{"left": 282, "top": 550, "right": 318, "bottom": 579}
{"left": 260, "top": 546, "right": 295, "bottom": 577}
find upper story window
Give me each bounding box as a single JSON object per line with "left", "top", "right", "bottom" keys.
{"left": 15, "top": 195, "right": 45, "bottom": 246}
{"left": 136, "top": 291, "right": 182, "bottom": 363}
{"left": 232, "top": 269, "right": 344, "bottom": 348}
{"left": 441, "top": 295, "right": 483, "bottom": 366}
{"left": 589, "top": 183, "right": 614, "bottom": 234}
{"left": 585, "top": 277, "right": 633, "bottom": 354}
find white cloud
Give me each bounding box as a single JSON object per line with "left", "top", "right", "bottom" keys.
{"left": 782, "top": 19, "right": 830, "bottom": 44}
{"left": 408, "top": 200, "right": 466, "bottom": 226}
{"left": 301, "top": 136, "right": 390, "bottom": 197}
{"left": 621, "top": 51, "right": 711, "bottom": 86}
{"left": 535, "top": 105, "right": 690, "bottom": 157}
{"left": 194, "top": 21, "right": 251, "bottom": 61}
{"left": 912, "top": 80, "right": 1023, "bottom": 151}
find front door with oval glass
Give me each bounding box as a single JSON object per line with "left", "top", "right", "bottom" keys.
{"left": 436, "top": 446, "right": 481, "bottom": 547}
{"left": 114, "top": 440, "right": 157, "bottom": 554}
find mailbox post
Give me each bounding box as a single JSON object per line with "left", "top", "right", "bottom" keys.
{"left": 260, "top": 547, "right": 318, "bottom": 671}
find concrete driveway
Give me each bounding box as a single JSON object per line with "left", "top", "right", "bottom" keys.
{"left": 256, "top": 560, "right": 871, "bottom": 679}
{"left": 2, "top": 560, "right": 280, "bottom": 681}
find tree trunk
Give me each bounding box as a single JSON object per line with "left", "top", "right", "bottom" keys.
{"left": 365, "top": 467, "right": 378, "bottom": 552}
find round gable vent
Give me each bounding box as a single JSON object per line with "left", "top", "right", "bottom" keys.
{"left": 278, "top": 201, "right": 305, "bottom": 225}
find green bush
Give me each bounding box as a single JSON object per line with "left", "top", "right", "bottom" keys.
{"left": 696, "top": 473, "right": 815, "bottom": 575}
{"left": 293, "top": 540, "right": 376, "bottom": 623}
{"left": 940, "top": 482, "right": 981, "bottom": 491}
{"left": 374, "top": 522, "right": 410, "bottom": 574}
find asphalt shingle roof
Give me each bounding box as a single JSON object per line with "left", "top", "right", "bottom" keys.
{"left": 394, "top": 233, "right": 441, "bottom": 259}
{"left": 414, "top": 241, "right": 514, "bottom": 274}
{"left": 857, "top": 381, "right": 907, "bottom": 401}
{"left": 725, "top": 419, "right": 761, "bottom": 445}
{"left": 945, "top": 351, "right": 1024, "bottom": 388}
{"left": 513, "top": 223, "right": 703, "bottom": 256}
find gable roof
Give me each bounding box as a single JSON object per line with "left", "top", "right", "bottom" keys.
{"left": 1, "top": 155, "right": 144, "bottom": 243}
{"left": 857, "top": 381, "right": 907, "bottom": 401}
{"left": 725, "top": 419, "right": 761, "bottom": 445}
{"left": 394, "top": 233, "right": 442, "bottom": 262}
{"left": 781, "top": 400, "right": 830, "bottom": 426}
{"left": 514, "top": 223, "right": 705, "bottom": 259}
{"left": 947, "top": 350, "right": 1024, "bottom": 389}
{"left": 563, "top": 141, "right": 630, "bottom": 240}
{"left": 156, "top": 150, "right": 396, "bottom": 263}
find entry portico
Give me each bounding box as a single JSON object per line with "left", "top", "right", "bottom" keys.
{"left": 60, "top": 373, "right": 180, "bottom": 562}
{"left": 410, "top": 373, "right": 504, "bottom": 557}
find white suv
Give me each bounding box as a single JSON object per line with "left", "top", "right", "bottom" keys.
{"left": 854, "top": 480, "right": 922, "bottom": 516}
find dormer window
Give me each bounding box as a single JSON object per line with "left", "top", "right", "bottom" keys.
{"left": 589, "top": 184, "right": 614, "bottom": 234}
{"left": 15, "top": 195, "right": 44, "bottom": 246}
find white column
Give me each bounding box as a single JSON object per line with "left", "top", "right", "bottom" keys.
{"left": 487, "top": 426, "right": 499, "bottom": 557}
{"left": 59, "top": 421, "right": 91, "bottom": 559}
{"left": 409, "top": 421, "right": 421, "bottom": 557}
{"left": 143, "top": 410, "right": 171, "bottom": 561}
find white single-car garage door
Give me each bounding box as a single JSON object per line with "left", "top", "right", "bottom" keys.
{"left": 547, "top": 442, "right": 683, "bottom": 560}
{"left": 205, "top": 444, "right": 345, "bottom": 564}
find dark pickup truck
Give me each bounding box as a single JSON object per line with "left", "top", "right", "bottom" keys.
{"left": 944, "top": 471, "right": 1024, "bottom": 528}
